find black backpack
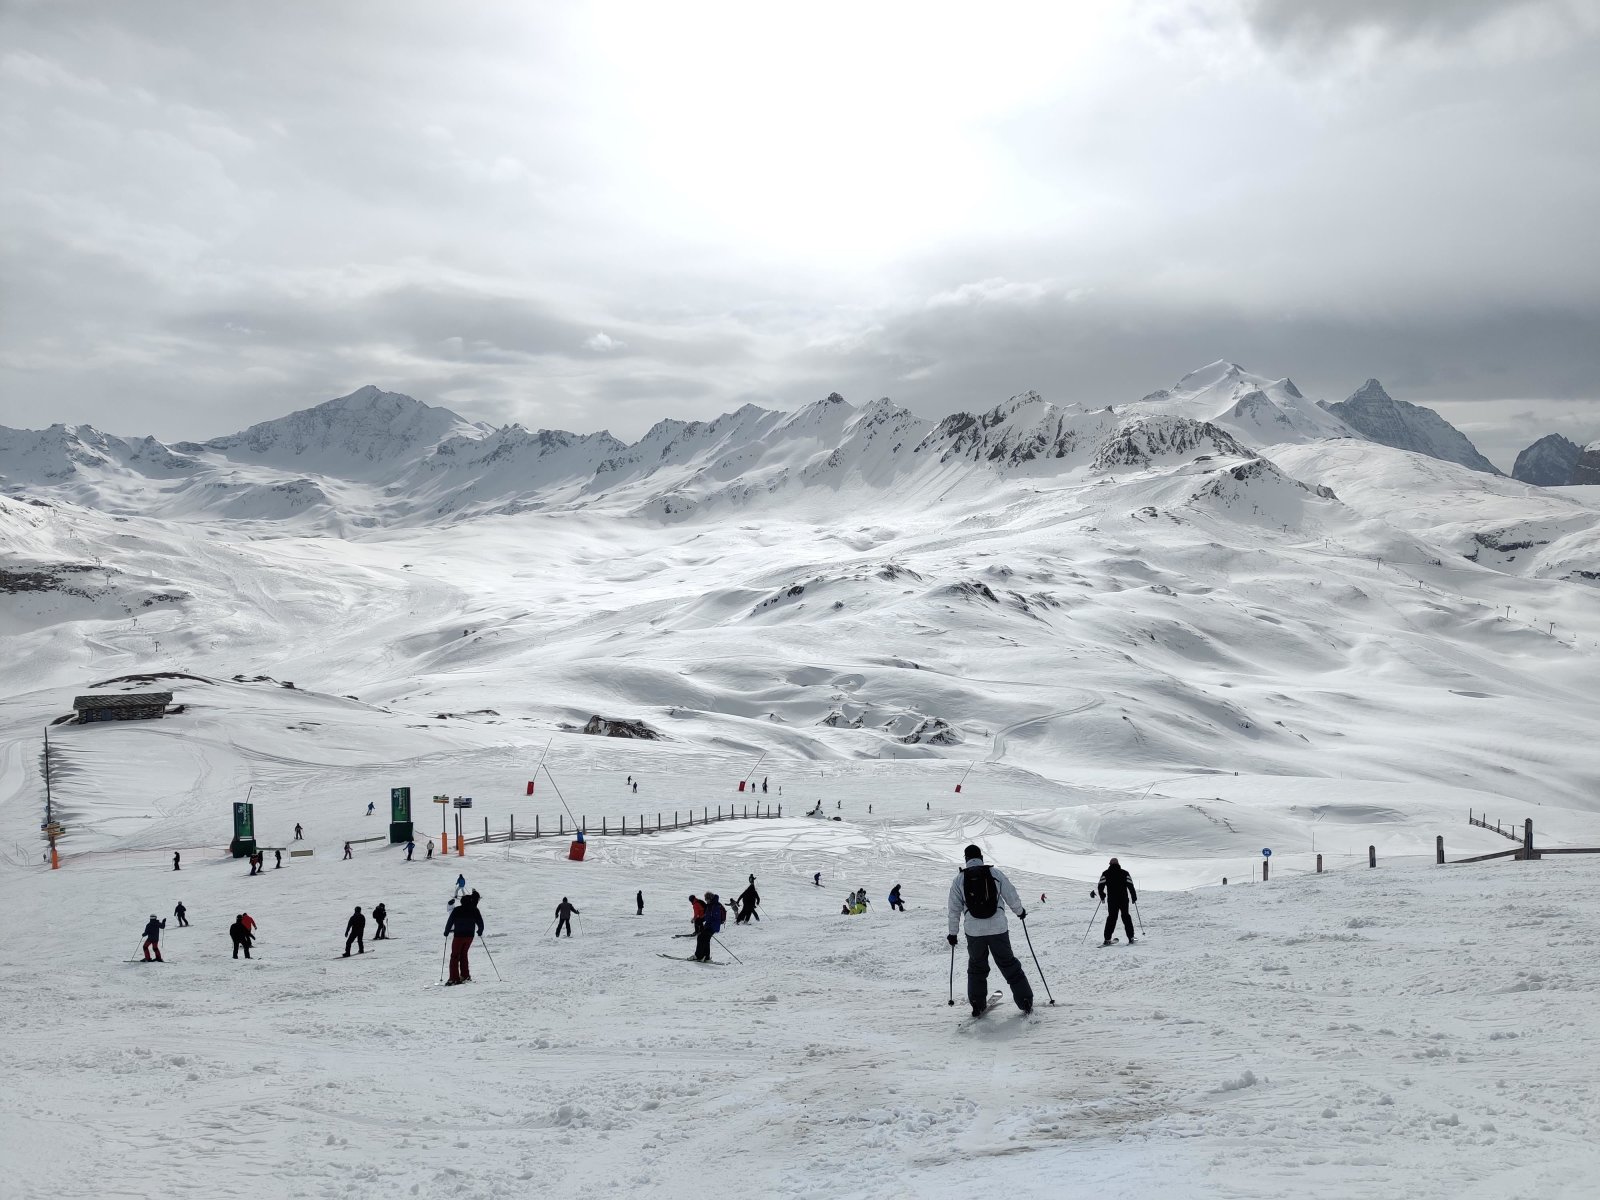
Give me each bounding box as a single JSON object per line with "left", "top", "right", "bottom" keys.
{"left": 962, "top": 865, "right": 999, "bottom": 919}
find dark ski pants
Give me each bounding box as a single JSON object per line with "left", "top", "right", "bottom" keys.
{"left": 1104, "top": 900, "right": 1134, "bottom": 942}
{"left": 176, "top": 915, "right": 189, "bottom": 927}
{"left": 966, "top": 931, "right": 1032, "bottom": 1012}
{"left": 694, "top": 927, "right": 713, "bottom": 961}
{"left": 344, "top": 931, "right": 364, "bottom": 956}
{"left": 375, "top": 921, "right": 387, "bottom": 940}
{"left": 233, "top": 939, "right": 250, "bottom": 959}
{"left": 449, "top": 934, "right": 474, "bottom": 982}
{"left": 556, "top": 916, "right": 571, "bottom": 937}
{"left": 142, "top": 939, "right": 162, "bottom": 962}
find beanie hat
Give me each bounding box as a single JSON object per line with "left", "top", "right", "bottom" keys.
{"left": 963, "top": 844, "right": 983, "bottom": 862}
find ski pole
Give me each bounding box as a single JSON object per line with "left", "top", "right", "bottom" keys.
{"left": 476, "top": 934, "right": 504, "bottom": 982}
{"left": 712, "top": 933, "right": 742, "bottom": 964}
{"left": 947, "top": 939, "right": 956, "bottom": 1006}
{"left": 1018, "top": 916, "right": 1055, "bottom": 1005}
{"left": 439, "top": 938, "right": 449, "bottom": 983}
{"left": 1080, "top": 899, "right": 1102, "bottom": 945}
{"left": 1134, "top": 901, "right": 1145, "bottom": 935}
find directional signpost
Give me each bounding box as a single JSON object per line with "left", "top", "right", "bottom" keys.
{"left": 1262, "top": 846, "right": 1272, "bottom": 882}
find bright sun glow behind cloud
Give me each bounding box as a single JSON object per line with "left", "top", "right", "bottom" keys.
{"left": 581, "top": 2, "right": 1117, "bottom": 260}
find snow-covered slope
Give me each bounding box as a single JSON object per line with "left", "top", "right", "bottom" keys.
{"left": 1324, "top": 379, "right": 1503, "bottom": 476}
{"left": 1512, "top": 433, "right": 1584, "bottom": 486}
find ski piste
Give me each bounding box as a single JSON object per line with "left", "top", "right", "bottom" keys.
{"left": 658, "top": 953, "right": 727, "bottom": 966}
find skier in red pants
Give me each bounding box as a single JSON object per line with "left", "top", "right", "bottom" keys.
{"left": 141, "top": 915, "right": 165, "bottom": 961}
{"left": 444, "top": 891, "right": 484, "bottom": 984}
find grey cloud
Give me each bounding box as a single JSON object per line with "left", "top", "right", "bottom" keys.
{"left": 1240, "top": 0, "right": 1585, "bottom": 49}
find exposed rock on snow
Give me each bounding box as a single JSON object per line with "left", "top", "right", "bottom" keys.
{"left": 1512, "top": 434, "right": 1583, "bottom": 486}
{"left": 1324, "top": 379, "right": 1502, "bottom": 476}
{"left": 1091, "top": 416, "right": 1250, "bottom": 471}
{"left": 1573, "top": 441, "right": 1600, "bottom": 486}
{"left": 581, "top": 715, "right": 663, "bottom": 739}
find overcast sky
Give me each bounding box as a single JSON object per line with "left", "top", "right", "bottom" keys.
{"left": 3, "top": 0, "right": 1598, "bottom": 470}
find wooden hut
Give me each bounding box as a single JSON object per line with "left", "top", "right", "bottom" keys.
{"left": 72, "top": 692, "right": 173, "bottom": 723}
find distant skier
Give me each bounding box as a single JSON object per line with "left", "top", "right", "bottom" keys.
{"left": 241, "top": 912, "right": 257, "bottom": 939}
{"left": 173, "top": 851, "right": 180, "bottom": 872}
{"left": 636, "top": 890, "right": 644, "bottom": 916}
{"left": 1097, "top": 857, "right": 1138, "bottom": 945}
{"left": 627, "top": 775, "right": 632, "bottom": 786}
{"left": 141, "top": 914, "right": 165, "bottom": 962}
{"left": 230, "top": 914, "right": 254, "bottom": 959}
{"left": 737, "top": 876, "right": 761, "bottom": 924}
{"left": 854, "top": 887, "right": 870, "bottom": 911}
{"left": 632, "top": 781, "right": 637, "bottom": 794}
{"left": 694, "top": 892, "right": 725, "bottom": 962}
{"left": 343, "top": 842, "right": 353, "bottom": 860}
{"left": 173, "top": 901, "right": 188, "bottom": 928}
{"left": 947, "top": 844, "right": 1032, "bottom": 1018}
{"left": 294, "top": 823, "right": 303, "bottom": 840}
{"left": 555, "top": 897, "right": 579, "bottom": 937}
{"left": 1040, "top": 893, "right": 1047, "bottom": 905}
{"left": 762, "top": 777, "right": 768, "bottom": 794}
{"left": 812, "top": 872, "right": 821, "bottom": 887}
{"left": 888, "top": 884, "right": 905, "bottom": 912}
{"left": 274, "top": 849, "right": 282, "bottom": 869}
{"left": 444, "top": 891, "right": 484, "bottom": 984}
{"left": 455, "top": 873, "right": 467, "bottom": 898}
{"left": 405, "top": 839, "right": 415, "bottom": 861}
{"left": 248, "top": 852, "right": 258, "bottom": 876}
{"left": 366, "top": 801, "right": 375, "bottom": 817}
{"left": 426, "top": 840, "right": 434, "bottom": 860}
{"left": 373, "top": 902, "right": 388, "bottom": 940}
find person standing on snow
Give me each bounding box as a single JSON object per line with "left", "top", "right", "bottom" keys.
{"left": 636, "top": 890, "right": 644, "bottom": 916}
{"left": 343, "top": 842, "right": 352, "bottom": 860}
{"left": 444, "top": 891, "right": 484, "bottom": 984}
{"left": 689, "top": 893, "right": 706, "bottom": 935}
{"left": 947, "top": 844, "right": 1033, "bottom": 1018}
{"left": 1097, "top": 857, "right": 1138, "bottom": 945}
{"left": 455, "top": 873, "right": 467, "bottom": 899}
{"left": 555, "top": 897, "right": 579, "bottom": 937}
{"left": 344, "top": 906, "right": 366, "bottom": 956}
{"left": 888, "top": 884, "right": 905, "bottom": 912}
{"left": 274, "top": 849, "right": 282, "bottom": 869}
{"left": 294, "top": 823, "right": 303, "bottom": 840}
{"left": 230, "top": 914, "right": 254, "bottom": 959}
{"left": 173, "top": 851, "right": 180, "bottom": 872}
{"left": 141, "top": 914, "right": 166, "bottom": 961}
{"left": 373, "top": 902, "right": 388, "bottom": 940}
{"left": 694, "top": 892, "right": 725, "bottom": 962}
{"left": 737, "top": 876, "right": 761, "bottom": 924}
{"left": 426, "top": 840, "right": 434, "bottom": 860}
{"left": 174, "top": 901, "right": 189, "bottom": 928}
{"left": 813, "top": 872, "right": 821, "bottom": 887}
{"left": 366, "top": 801, "right": 375, "bottom": 817}
{"left": 405, "top": 839, "right": 415, "bottom": 861}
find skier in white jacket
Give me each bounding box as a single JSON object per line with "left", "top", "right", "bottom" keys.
{"left": 947, "top": 844, "right": 1033, "bottom": 1017}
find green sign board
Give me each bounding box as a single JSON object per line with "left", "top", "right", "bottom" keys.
{"left": 233, "top": 801, "right": 255, "bottom": 840}
{"left": 390, "top": 787, "right": 411, "bottom": 823}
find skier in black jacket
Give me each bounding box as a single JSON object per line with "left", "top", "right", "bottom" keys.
{"left": 1097, "top": 857, "right": 1137, "bottom": 945}
{"left": 141, "top": 914, "right": 165, "bottom": 962}
{"left": 372, "top": 903, "right": 388, "bottom": 940}
{"left": 555, "top": 897, "right": 578, "bottom": 937}
{"left": 736, "top": 876, "right": 761, "bottom": 923}
{"left": 344, "top": 906, "right": 366, "bottom": 956}
{"left": 174, "top": 901, "right": 188, "bottom": 927}
{"left": 445, "top": 892, "right": 484, "bottom": 983}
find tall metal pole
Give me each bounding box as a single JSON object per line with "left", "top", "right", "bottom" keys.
{"left": 43, "top": 727, "right": 58, "bottom": 869}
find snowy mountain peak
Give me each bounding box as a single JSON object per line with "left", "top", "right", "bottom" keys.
{"left": 195, "top": 387, "right": 475, "bottom": 481}
{"left": 1512, "top": 434, "right": 1583, "bottom": 487}
{"left": 1176, "top": 360, "right": 1247, "bottom": 391}
{"left": 1574, "top": 442, "right": 1600, "bottom": 485}
{"left": 1326, "top": 381, "right": 1502, "bottom": 476}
